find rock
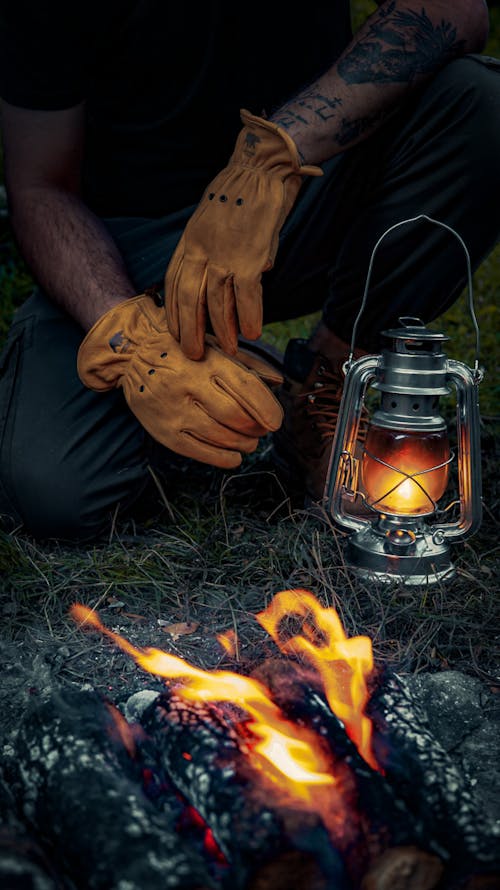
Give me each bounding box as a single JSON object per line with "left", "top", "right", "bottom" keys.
{"left": 123, "top": 689, "right": 161, "bottom": 723}
{"left": 407, "top": 671, "right": 500, "bottom": 824}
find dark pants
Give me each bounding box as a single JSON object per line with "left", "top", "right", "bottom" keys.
{"left": 1, "top": 55, "right": 499, "bottom": 540}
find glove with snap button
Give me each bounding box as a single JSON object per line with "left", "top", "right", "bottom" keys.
{"left": 77, "top": 292, "right": 284, "bottom": 469}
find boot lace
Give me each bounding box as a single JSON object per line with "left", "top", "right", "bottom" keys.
{"left": 300, "top": 363, "right": 369, "bottom": 443}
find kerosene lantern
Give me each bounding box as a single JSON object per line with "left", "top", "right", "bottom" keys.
{"left": 325, "top": 216, "right": 484, "bottom": 585}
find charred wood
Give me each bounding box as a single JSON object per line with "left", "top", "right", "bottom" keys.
{"left": 0, "top": 686, "right": 218, "bottom": 889}
{"left": 0, "top": 826, "right": 63, "bottom": 890}
{"left": 367, "top": 669, "right": 500, "bottom": 882}
{"left": 138, "top": 686, "right": 349, "bottom": 890}
{"left": 360, "top": 845, "right": 444, "bottom": 890}
{"left": 251, "top": 659, "right": 441, "bottom": 886}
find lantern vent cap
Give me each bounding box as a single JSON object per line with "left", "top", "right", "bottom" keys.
{"left": 381, "top": 318, "right": 449, "bottom": 351}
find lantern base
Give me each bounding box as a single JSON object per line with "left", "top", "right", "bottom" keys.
{"left": 344, "top": 523, "right": 455, "bottom": 586}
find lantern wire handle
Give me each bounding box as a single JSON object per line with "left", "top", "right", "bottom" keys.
{"left": 347, "top": 214, "right": 481, "bottom": 378}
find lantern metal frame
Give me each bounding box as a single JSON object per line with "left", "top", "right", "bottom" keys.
{"left": 324, "top": 215, "right": 484, "bottom": 586}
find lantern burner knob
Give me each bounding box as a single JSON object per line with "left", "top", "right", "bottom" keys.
{"left": 384, "top": 528, "right": 417, "bottom": 555}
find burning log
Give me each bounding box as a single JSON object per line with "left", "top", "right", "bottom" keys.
{"left": 60, "top": 597, "right": 498, "bottom": 889}
{"left": 252, "top": 589, "right": 500, "bottom": 888}
{"left": 138, "top": 686, "right": 349, "bottom": 890}
{"left": 253, "top": 658, "right": 500, "bottom": 887}
{"left": 0, "top": 827, "right": 61, "bottom": 889}
{"left": 0, "top": 726, "right": 60, "bottom": 887}
{"left": 251, "top": 658, "right": 444, "bottom": 888}
{"left": 0, "top": 686, "right": 220, "bottom": 890}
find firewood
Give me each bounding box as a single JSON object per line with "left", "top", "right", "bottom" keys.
{"left": 360, "top": 845, "right": 444, "bottom": 890}
{"left": 256, "top": 659, "right": 500, "bottom": 887}
{"left": 251, "top": 658, "right": 440, "bottom": 886}
{"left": 138, "top": 686, "right": 350, "bottom": 890}
{"left": 245, "top": 848, "right": 335, "bottom": 890}
{"left": 0, "top": 827, "right": 61, "bottom": 889}
{"left": 367, "top": 669, "right": 500, "bottom": 873}
{"left": 0, "top": 686, "right": 218, "bottom": 889}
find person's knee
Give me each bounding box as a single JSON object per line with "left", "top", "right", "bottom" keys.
{"left": 437, "top": 56, "right": 500, "bottom": 170}
{"left": 2, "top": 451, "right": 148, "bottom": 542}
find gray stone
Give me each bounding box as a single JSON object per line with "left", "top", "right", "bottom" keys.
{"left": 123, "top": 689, "right": 160, "bottom": 723}
{"left": 407, "top": 671, "right": 500, "bottom": 824}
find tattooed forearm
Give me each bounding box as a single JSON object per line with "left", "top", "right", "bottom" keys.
{"left": 335, "top": 108, "right": 391, "bottom": 147}
{"left": 338, "top": 3, "right": 466, "bottom": 85}
{"left": 273, "top": 89, "right": 343, "bottom": 131}
{"left": 269, "top": 1, "right": 488, "bottom": 164}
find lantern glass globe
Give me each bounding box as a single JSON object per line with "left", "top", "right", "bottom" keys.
{"left": 361, "top": 426, "right": 451, "bottom": 515}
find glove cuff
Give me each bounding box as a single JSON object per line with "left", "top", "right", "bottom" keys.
{"left": 77, "top": 293, "right": 166, "bottom": 392}
{"left": 238, "top": 109, "right": 323, "bottom": 178}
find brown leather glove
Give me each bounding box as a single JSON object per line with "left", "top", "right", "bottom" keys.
{"left": 77, "top": 293, "right": 283, "bottom": 469}
{"left": 165, "top": 109, "right": 323, "bottom": 360}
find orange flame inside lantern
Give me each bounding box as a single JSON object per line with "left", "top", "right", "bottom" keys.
{"left": 361, "top": 427, "right": 450, "bottom": 515}
{"left": 70, "top": 589, "right": 377, "bottom": 801}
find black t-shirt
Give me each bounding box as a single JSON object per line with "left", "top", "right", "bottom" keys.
{"left": 0, "top": 1, "right": 353, "bottom": 217}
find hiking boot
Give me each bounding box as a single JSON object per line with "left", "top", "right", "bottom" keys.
{"left": 273, "top": 338, "right": 369, "bottom": 507}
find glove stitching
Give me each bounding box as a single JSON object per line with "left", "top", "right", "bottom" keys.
{"left": 182, "top": 406, "right": 257, "bottom": 449}
{"left": 210, "top": 373, "right": 271, "bottom": 428}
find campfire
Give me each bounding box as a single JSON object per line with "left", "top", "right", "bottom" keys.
{"left": 1, "top": 590, "right": 498, "bottom": 889}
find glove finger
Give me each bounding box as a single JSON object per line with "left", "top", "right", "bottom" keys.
{"left": 184, "top": 407, "right": 260, "bottom": 454}
{"left": 203, "top": 351, "right": 283, "bottom": 432}
{"left": 216, "top": 373, "right": 283, "bottom": 432}
{"left": 234, "top": 276, "right": 263, "bottom": 341}
{"left": 125, "top": 379, "right": 255, "bottom": 469}
{"left": 203, "top": 339, "right": 283, "bottom": 430}
{"left": 205, "top": 333, "right": 283, "bottom": 388}
{"left": 176, "top": 258, "right": 208, "bottom": 360}
{"left": 234, "top": 349, "right": 283, "bottom": 388}
{"left": 196, "top": 383, "right": 274, "bottom": 438}
{"left": 179, "top": 435, "right": 244, "bottom": 469}
{"left": 206, "top": 265, "right": 239, "bottom": 356}
{"left": 164, "top": 238, "right": 185, "bottom": 340}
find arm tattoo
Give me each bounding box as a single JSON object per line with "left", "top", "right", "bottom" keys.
{"left": 273, "top": 86, "right": 343, "bottom": 132}
{"left": 335, "top": 108, "right": 390, "bottom": 147}
{"left": 339, "top": 2, "right": 466, "bottom": 85}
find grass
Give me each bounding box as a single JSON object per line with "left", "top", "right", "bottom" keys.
{"left": 0, "top": 451, "right": 498, "bottom": 698}
{"left": 0, "top": 2, "right": 499, "bottom": 697}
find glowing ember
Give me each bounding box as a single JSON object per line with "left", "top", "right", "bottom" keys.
{"left": 104, "top": 701, "right": 137, "bottom": 758}
{"left": 70, "top": 604, "right": 335, "bottom": 802}
{"left": 256, "top": 590, "right": 377, "bottom": 770}
{"left": 182, "top": 805, "right": 227, "bottom": 863}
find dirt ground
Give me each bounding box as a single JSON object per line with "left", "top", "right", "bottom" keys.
{"left": 1, "top": 428, "right": 499, "bottom": 727}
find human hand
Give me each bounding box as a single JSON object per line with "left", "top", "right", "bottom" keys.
{"left": 77, "top": 293, "right": 283, "bottom": 468}
{"left": 164, "top": 109, "right": 322, "bottom": 360}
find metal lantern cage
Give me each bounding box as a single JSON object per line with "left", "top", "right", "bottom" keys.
{"left": 325, "top": 215, "right": 484, "bottom": 585}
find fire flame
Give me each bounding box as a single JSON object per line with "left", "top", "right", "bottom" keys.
{"left": 256, "top": 590, "right": 377, "bottom": 769}
{"left": 361, "top": 427, "right": 450, "bottom": 515}
{"left": 70, "top": 604, "right": 334, "bottom": 802}
{"left": 70, "top": 588, "right": 377, "bottom": 797}
{"left": 217, "top": 629, "right": 238, "bottom": 657}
